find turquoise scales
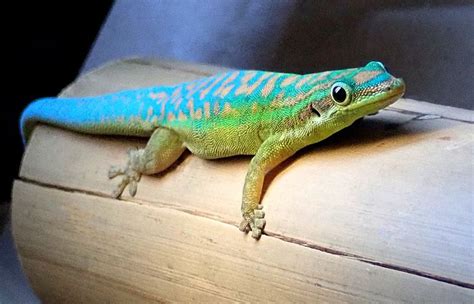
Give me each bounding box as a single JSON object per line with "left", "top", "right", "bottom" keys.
{"left": 21, "top": 61, "right": 406, "bottom": 239}
{"left": 21, "top": 68, "right": 357, "bottom": 143}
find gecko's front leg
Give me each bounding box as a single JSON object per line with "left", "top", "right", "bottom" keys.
{"left": 239, "top": 136, "right": 298, "bottom": 239}
{"left": 108, "top": 128, "right": 185, "bottom": 198}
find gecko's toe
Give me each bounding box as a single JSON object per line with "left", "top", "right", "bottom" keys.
{"left": 129, "top": 180, "right": 138, "bottom": 197}
{"left": 108, "top": 148, "right": 144, "bottom": 199}
{"left": 111, "top": 181, "right": 127, "bottom": 198}
{"left": 250, "top": 217, "right": 266, "bottom": 239}
{"left": 239, "top": 219, "right": 250, "bottom": 232}
{"left": 110, "top": 172, "right": 141, "bottom": 198}
{"left": 108, "top": 166, "right": 124, "bottom": 179}
{"left": 254, "top": 218, "right": 266, "bottom": 230}
{"left": 240, "top": 205, "right": 266, "bottom": 239}
{"left": 251, "top": 227, "right": 263, "bottom": 239}
{"left": 253, "top": 205, "right": 266, "bottom": 229}
{"left": 254, "top": 209, "right": 265, "bottom": 219}
{"left": 108, "top": 163, "right": 141, "bottom": 198}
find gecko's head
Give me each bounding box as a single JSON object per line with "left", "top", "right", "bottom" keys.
{"left": 302, "top": 61, "right": 405, "bottom": 136}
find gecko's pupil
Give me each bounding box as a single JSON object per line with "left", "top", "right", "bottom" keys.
{"left": 332, "top": 86, "right": 347, "bottom": 103}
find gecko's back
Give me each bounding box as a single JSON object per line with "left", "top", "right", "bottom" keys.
{"left": 20, "top": 70, "right": 302, "bottom": 144}
{"left": 21, "top": 67, "right": 362, "bottom": 151}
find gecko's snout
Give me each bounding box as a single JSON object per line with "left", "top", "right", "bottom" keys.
{"left": 385, "top": 78, "right": 405, "bottom": 97}
{"left": 393, "top": 78, "right": 406, "bottom": 96}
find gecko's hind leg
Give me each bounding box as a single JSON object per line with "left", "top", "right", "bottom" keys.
{"left": 109, "top": 128, "right": 185, "bottom": 198}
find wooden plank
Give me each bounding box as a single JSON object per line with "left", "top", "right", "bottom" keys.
{"left": 19, "top": 115, "right": 474, "bottom": 286}
{"left": 11, "top": 181, "right": 474, "bottom": 303}
{"left": 391, "top": 98, "right": 473, "bottom": 122}
{"left": 17, "top": 59, "right": 474, "bottom": 286}
{"left": 20, "top": 258, "right": 156, "bottom": 303}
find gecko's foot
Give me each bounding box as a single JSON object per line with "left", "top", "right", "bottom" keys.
{"left": 239, "top": 205, "right": 266, "bottom": 239}
{"left": 108, "top": 148, "right": 144, "bottom": 198}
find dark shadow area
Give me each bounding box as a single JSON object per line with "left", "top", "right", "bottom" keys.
{"left": 1, "top": 3, "right": 112, "bottom": 302}
{"left": 2, "top": 2, "right": 112, "bottom": 202}
{"left": 261, "top": 111, "right": 438, "bottom": 197}
{"left": 0, "top": 210, "right": 39, "bottom": 303}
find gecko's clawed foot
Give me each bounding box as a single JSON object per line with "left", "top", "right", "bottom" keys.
{"left": 108, "top": 148, "right": 144, "bottom": 198}
{"left": 239, "top": 205, "right": 266, "bottom": 239}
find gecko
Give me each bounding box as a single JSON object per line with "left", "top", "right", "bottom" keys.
{"left": 21, "top": 61, "right": 405, "bottom": 239}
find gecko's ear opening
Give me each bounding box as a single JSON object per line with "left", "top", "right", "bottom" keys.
{"left": 310, "top": 103, "right": 321, "bottom": 117}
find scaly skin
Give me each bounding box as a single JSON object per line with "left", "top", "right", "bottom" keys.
{"left": 21, "top": 61, "right": 405, "bottom": 239}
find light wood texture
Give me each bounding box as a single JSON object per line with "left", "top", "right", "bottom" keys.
{"left": 12, "top": 182, "right": 473, "bottom": 303}
{"left": 12, "top": 59, "right": 474, "bottom": 302}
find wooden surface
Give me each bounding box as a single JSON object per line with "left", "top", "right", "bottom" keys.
{"left": 12, "top": 58, "right": 474, "bottom": 302}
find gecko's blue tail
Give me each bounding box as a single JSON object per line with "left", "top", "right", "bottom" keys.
{"left": 20, "top": 88, "right": 166, "bottom": 144}
{"left": 20, "top": 97, "right": 57, "bottom": 144}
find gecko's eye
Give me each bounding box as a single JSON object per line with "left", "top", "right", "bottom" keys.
{"left": 332, "top": 86, "right": 346, "bottom": 102}
{"left": 331, "top": 82, "right": 352, "bottom": 106}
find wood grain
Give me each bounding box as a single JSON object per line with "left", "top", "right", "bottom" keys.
{"left": 12, "top": 59, "right": 474, "bottom": 302}
{"left": 12, "top": 182, "right": 473, "bottom": 303}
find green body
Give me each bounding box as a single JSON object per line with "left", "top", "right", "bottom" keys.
{"left": 21, "top": 61, "right": 405, "bottom": 239}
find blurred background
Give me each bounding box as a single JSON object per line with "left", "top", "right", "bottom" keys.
{"left": 1, "top": 0, "right": 473, "bottom": 302}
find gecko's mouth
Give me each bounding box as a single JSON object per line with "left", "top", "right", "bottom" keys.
{"left": 347, "top": 78, "right": 405, "bottom": 116}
